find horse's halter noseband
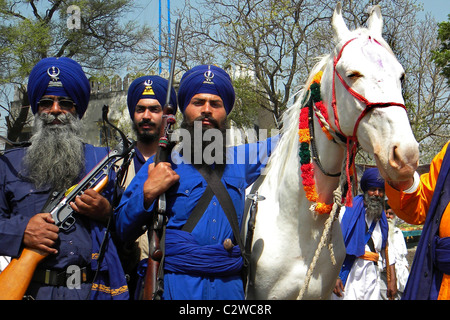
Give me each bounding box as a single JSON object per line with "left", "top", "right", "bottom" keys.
{"left": 331, "top": 36, "right": 407, "bottom": 142}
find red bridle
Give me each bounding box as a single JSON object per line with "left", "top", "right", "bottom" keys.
{"left": 331, "top": 37, "right": 407, "bottom": 140}
{"left": 329, "top": 36, "right": 407, "bottom": 205}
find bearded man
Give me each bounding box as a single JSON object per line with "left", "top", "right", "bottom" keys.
{"left": 114, "top": 64, "right": 279, "bottom": 300}
{"left": 332, "top": 168, "right": 397, "bottom": 300}
{"left": 0, "top": 57, "right": 128, "bottom": 300}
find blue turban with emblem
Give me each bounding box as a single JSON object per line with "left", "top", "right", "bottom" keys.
{"left": 177, "top": 65, "right": 235, "bottom": 114}
{"left": 360, "top": 167, "right": 385, "bottom": 192}
{"left": 27, "top": 57, "right": 90, "bottom": 119}
{"left": 127, "top": 75, "right": 177, "bottom": 120}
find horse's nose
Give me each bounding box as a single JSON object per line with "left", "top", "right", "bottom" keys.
{"left": 388, "top": 141, "right": 419, "bottom": 180}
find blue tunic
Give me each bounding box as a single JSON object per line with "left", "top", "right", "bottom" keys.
{"left": 0, "top": 144, "right": 128, "bottom": 300}
{"left": 114, "top": 137, "right": 278, "bottom": 300}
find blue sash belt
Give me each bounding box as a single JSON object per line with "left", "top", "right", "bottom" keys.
{"left": 432, "top": 235, "right": 450, "bottom": 275}
{"left": 164, "top": 229, "right": 244, "bottom": 277}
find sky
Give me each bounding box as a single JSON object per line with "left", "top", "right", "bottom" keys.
{"left": 133, "top": 0, "right": 449, "bottom": 26}
{"left": 419, "top": 0, "right": 449, "bottom": 21}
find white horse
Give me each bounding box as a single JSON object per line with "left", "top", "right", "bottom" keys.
{"left": 246, "top": 3, "right": 419, "bottom": 300}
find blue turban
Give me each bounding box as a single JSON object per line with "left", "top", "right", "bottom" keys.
{"left": 127, "top": 75, "right": 177, "bottom": 120}
{"left": 27, "top": 57, "right": 90, "bottom": 119}
{"left": 360, "top": 167, "right": 385, "bottom": 192}
{"left": 177, "top": 65, "right": 235, "bottom": 114}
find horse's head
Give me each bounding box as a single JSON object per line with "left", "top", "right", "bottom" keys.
{"left": 325, "top": 3, "right": 419, "bottom": 182}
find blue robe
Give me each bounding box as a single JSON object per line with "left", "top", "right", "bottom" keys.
{"left": 114, "top": 137, "right": 278, "bottom": 299}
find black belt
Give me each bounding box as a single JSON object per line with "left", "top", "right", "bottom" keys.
{"left": 32, "top": 266, "right": 93, "bottom": 287}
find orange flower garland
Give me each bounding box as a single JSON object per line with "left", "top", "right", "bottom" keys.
{"left": 298, "top": 71, "right": 333, "bottom": 215}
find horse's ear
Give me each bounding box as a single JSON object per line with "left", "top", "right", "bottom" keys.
{"left": 332, "top": 2, "right": 351, "bottom": 42}
{"left": 367, "top": 5, "right": 383, "bottom": 37}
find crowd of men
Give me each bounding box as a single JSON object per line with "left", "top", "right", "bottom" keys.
{"left": 0, "top": 57, "right": 448, "bottom": 300}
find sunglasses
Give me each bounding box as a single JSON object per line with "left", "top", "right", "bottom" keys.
{"left": 38, "top": 97, "right": 76, "bottom": 111}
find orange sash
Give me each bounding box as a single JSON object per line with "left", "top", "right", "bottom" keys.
{"left": 358, "top": 251, "right": 379, "bottom": 262}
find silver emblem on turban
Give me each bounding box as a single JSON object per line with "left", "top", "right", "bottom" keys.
{"left": 47, "top": 66, "right": 63, "bottom": 87}
{"left": 203, "top": 70, "right": 215, "bottom": 84}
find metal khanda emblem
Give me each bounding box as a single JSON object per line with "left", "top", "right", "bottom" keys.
{"left": 47, "top": 66, "right": 63, "bottom": 87}
{"left": 143, "top": 79, "right": 155, "bottom": 95}
{"left": 203, "top": 69, "right": 215, "bottom": 84}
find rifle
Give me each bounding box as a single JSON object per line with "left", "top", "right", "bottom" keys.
{"left": 143, "top": 19, "right": 181, "bottom": 300}
{"left": 0, "top": 109, "right": 134, "bottom": 300}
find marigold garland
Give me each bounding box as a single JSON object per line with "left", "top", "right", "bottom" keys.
{"left": 298, "top": 71, "right": 334, "bottom": 215}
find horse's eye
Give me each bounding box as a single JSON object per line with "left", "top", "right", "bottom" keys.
{"left": 400, "top": 73, "right": 405, "bottom": 84}
{"left": 347, "top": 71, "right": 362, "bottom": 79}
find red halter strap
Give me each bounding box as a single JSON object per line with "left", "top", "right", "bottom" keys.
{"left": 330, "top": 36, "right": 407, "bottom": 206}
{"left": 331, "top": 37, "right": 407, "bottom": 139}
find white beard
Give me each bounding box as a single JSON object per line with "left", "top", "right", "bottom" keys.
{"left": 23, "top": 112, "right": 85, "bottom": 191}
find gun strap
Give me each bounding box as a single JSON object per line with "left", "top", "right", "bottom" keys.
{"left": 181, "top": 165, "right": 225, "bottom": 233}
{"left": 186, "top": 165, "right": 247, "bottom": 266}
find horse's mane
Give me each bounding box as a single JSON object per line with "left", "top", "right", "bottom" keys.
{"left": 263, "top": 54, "right": 331, "bottom": 180}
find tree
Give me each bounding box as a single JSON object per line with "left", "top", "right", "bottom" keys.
{"left": 0, "top": 0, "right": 150, "bottom": 143}
{"left": 432, "top": 14, "right": 450, "bottom": 85}
{"left": 398, "top": 14, "right": 449, "bottom": 163}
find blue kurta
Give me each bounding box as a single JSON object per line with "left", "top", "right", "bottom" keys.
{"left": 0, "top": 144, "right": 128, "bottom": 300}
{"left": 114, "top": 137, "right": 278, "bottom": 300}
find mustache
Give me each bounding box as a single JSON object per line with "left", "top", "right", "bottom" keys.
{"left": 194, "top": 115, "right": 219, "bottom": 128}
{"left": 138, "top": 119, "right": 157, "bottom": 128}
{"left": 40, "top": 112, "right": 74, "bottom": 125}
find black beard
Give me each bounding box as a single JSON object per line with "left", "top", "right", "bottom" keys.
{"left": 23, "top": 113, "right": 85, "bottom": 191}
{"left": 132, "top": 120, "right": 159, "bottom": 144}
{"left": 364, "top": 192, "right": 385, "bottom": 222}
{"left": 180, "top": 115, "right": 228, "bottom": 166}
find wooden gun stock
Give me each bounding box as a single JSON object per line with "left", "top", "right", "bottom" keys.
{"left": 0, "top": 176, "right": 108, "bottom": 300}
{"left": 143, "top": 228, "right": 163, "bottom": 300}
{"left": 0, "top": 248, "right": 47, "bottom": 300}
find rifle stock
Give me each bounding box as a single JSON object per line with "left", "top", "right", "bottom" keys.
{"left": 0, "top": 248, "right": 47, "bottom": 300}
{"left": 0, "top": 170, "right": 110, "bottom": 300}
{"left": 143, "top": 227, "right": 163, "bottom": 300}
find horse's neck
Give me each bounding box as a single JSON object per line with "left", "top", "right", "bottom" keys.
{"left": 311, "top": 116, "right": 344, "bottom": 205}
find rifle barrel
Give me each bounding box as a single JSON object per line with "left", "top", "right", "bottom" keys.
{"left": 164, "top": 19, "right": 181, "bottom": 113}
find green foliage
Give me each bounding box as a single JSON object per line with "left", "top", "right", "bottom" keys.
{"left": 228, "top": 76, "right": 260, "bottom": 129}
{"left": 432, "top": 14, "right": 450, "bottom": 85}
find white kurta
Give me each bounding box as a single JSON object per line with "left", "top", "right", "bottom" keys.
{"left": 333, "top": 211, "right": 396, "bottom": 300}
{"left": 379, "top": 225, "right": 409, "bottom": 299}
